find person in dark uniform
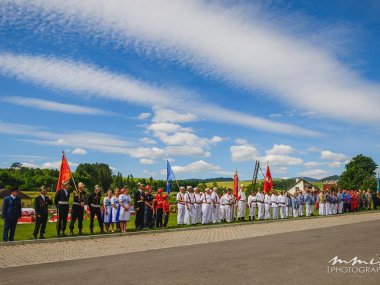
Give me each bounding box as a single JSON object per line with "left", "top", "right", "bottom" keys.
{"left": 134, "top": 182, "right": 146, "bottom": 230}
{"left": 144, "top": 185, "right": 154, "bottom": 228}
{"left": 2, "top": 189, "right": 22, "bottom": 242}
{"left": 54, "top": 180, "right": 70, "bottom": 237}
{"left": 33, "top": 186, "right": 52, "bottom": 239}
{"left": 88, "top": 184, "right": 104, "bottom": 235}
{"left": 69, "top": 182, "right": 87, "bottom": 236}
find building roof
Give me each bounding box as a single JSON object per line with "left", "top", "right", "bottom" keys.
{"left": 0, "top": 189, "right": 32, "bottom": 199}
{"left": 286, "top": 178, "right": 320, "bottom": 192}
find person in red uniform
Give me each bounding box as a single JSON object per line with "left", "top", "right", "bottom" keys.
{"left": 350, "top": 190, "right": 358, "bottom": 211}
{"left": 162, "top": 193, "right": 170, "bottom": 228}
{"left": 155, "top": 189, "right": 164, "bottom": 228}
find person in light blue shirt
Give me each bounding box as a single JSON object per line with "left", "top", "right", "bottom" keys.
{"left": 298, "top": 192, "right": 305, "bottom": 217}
{"left": 291, "top": 193, "right": 300, "bottom": 218}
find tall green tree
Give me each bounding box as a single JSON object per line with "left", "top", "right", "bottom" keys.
{"left": 338, "top": 154, "right": 377, "bottom": 190}
{"left": 74, "top": 163, "right": 113, "bottom": 192}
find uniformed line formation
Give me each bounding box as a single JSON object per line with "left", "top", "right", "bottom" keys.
{"left": 2, "top": 179, "right": 379, "bottom": 242}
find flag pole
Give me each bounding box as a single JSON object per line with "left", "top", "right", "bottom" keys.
{"left": 63, "top": 151, "right": 78, "bottom": 192}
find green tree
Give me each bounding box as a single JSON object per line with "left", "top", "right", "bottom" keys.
{"left": 74, "top": 163, "right": 113, "bottom": 192}
{"left": 338, "top": 154, "right": 377, "bottom": 190}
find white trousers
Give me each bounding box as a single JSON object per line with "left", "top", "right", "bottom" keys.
{"left": 201, "top": 204, "right": 211, "bottom": 224}
{"left": 265, "top": 204, "right": 271, "bottom": 219}
{"left": 257, "top": 203, "right": 265, "bottom": 220}
{"left": 338, "top": 201, "right": 343, "bottom": 214}
{"left": 225, "top": 205, "right": 233, "bottom": 222}
{"left": 220, "top": 206, "right": 225, "bottom": 221}
{"left": 293, "top": 207, "right": 299, "bottom": 217}
{"left": 184, "top": 205, "right": 196, "bottom": 225}
{"left": 286, "top": 206, "right": 292, "bottom": 217}
{"left": 298, "top": 205, "right": 304, "bottom": 216}
{"left": 195, "top": 204, "right": 202, "bottom": 223}
{"left": 280, "top": 206, "right": 286, "bottom": 219}
{"left": 334, "top": 204, "right": 338, "bottom": 214}
{"left": 272, "top": 206, "right": 278, "bottom": 219}
{"left": 177, "top": 204, "right": 185, "bottom": 225}
{"left": 238, "top": 201, "right": 246, "bottom": 219}
{"left": 306, "top": 204, "right": 312, "bottom": 217}
{"left": 249, "top": 206, "right": 256, "bottom": 218}
{"left": 326, "top": 203, "right": 331, "bottom": 215}
{"left": 319, "top": 203, "right": 325, "bottom": 216}
{"left": 212, "top": 204, "right": 221, "bottom": 223}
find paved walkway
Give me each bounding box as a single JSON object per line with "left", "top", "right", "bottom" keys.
{"left": 1, "top": 212, "right": 379, "bottom": 268}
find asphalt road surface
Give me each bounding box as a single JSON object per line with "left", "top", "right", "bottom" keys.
{"left": 1, "top": 220, "right": 379, "bottom": 285}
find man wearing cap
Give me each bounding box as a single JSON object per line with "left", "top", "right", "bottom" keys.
{"left": 154, "top": 188, "right": 164, "bottom": 228}
{"left": 194, "top": 187, "right": 202, "bottom": 224}
{"left": 201, "top": 188, "right": 212, "bottom": 224}
{"left": 54, "top": 180, "right": 71, "bottom": 237}
{"left": 144, "top": 185, "right": 155, "bottom": 228}
{"left": 184, "top": 186, "right": 197, "bottom": 225}
{"left": 2, "top": 189, "right": 22, "bottom": 241}
{"left": 211, "top": 187, "right": 221, "bottom": 223}
{"left": 223, "top": 188, "right": 235, "bottom": 223}
{"left": 237, "top": 184, "right": 247, "bottom": 221}
{"left": 298, "top": 191, "right": 305, "bottom": 217}
{"left": 292, "top": 192, "right": 300, "bottom": 218}
{"left": 285, "top": 192, "right": 293, "bottom": 217}
{"left": 69, "top": 182, "right": 87, "bottom": 236}
{"left": 176, "top": 186, "right": 186, "bottom": 225}
{"left": 134, "top": 182, "right": 146, "bottom": 230}
{"left": 256, "top": 189, "right": 265, "bottom": 220}
{"left": 88, "top": 185, "right": 104, "bottom": 235}
{"left": 33, "top": 186, "right": 52, "bottom": 239}
{"left": 278, "top": 191, "right": 286, "bottom": 219}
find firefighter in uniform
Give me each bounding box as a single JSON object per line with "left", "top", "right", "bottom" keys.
{"left": 54, "top": 180, "right": 70, "bottom": 237}
{"left": 88, "top": 185, "right": 104, "bottom": 235}
{"left": 33, "top": 185, "right": 52, "bottom": 239}
{"left": 134, "top": 182, "right": 146, "bottom": 230}
{"left": 69, "top": 182, "right": 87, "bottom": 236}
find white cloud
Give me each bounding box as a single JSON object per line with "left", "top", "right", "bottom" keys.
{"left": 138, "top": 112, "right": 151, "bottom": 120}
{"left": 0, "top": 53, "right": 318, "bottom": 136}
{"left": 139, "top": 137, "right": 157, "bottom": 145}
{"left": 21, "top": 160, "right": 79, "bottom": 170}
{"left": 6, "top": 0, "right": 380, "bottom": 124}
{"left": 230, "top": 144, "right": 259, "bottom": 162}
{"left": 165, "top": 145, "right": 211, "bottom": 157}
{"left": 265, "top": 144, "right": 294, "bottom": 155}
{"left": 170, "top": 160, "right": 221, "bottom": 174}
{"left": 307, "top": 146, "right": 321, "bottom": 153}
{"left": 1, "top": 96, "right": 110, "bottom": 115}
{"left": 261, "top": 154, "right": 303, "bottom": 166}
{"left": 297, "top": 169, "right": 328, "bottom": 179}
{"left": 235, "top": 138, "right": 248, "bottom": 145}
{"left": 152, "top": 107, "right": 197, "bottom": 123}
{"left": 272, "top": 166, "right": 288, "bottom": 175}
{"left": 72, "top": 148, "right": 87, "bottom": 155}
{"left": 304, "top": 161, "right": 322, "bottom": 168}
{"left": 328, "top": 161, "right": 342, "bottom": 168}
{"left": 139, "top": 158, "right": 155, "bottom": 165}
{"left": 320, "top": 150, "right": 348, "bottom": 161}
{"left": 209, "top": 136, "right": 223, "bottom": 144}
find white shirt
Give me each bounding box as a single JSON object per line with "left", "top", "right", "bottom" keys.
{"left": 264, "top": 194, "right": 271, "bottom": 204}
{"left": 202, "top": 193, "right": 212, "bottom": 204}
{"left": 211, "top": 192, "right": 220, "bottom": 204}
{"left": 176, "top": 192, "right": 185, "bottom": 203}
{"left": 239, "top": 191, "right": 246, "bottom": 202}
{"left": 278, "top": 194, "right": 286, "bottom": 205}
{"left": 256, "top": 192, "right": 264, "bottom": 203}
{"left": 271, "top": 194, "right": 278, "bottom": 207}
{"left": 184, "top": 192, "right": 196, "bottom": 204}
{"left": 248, "top": 194, "right": 256, "bottom": 207}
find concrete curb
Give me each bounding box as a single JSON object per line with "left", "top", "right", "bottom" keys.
{"left": 1, "top": 210, "right": 379, "bottom": 247}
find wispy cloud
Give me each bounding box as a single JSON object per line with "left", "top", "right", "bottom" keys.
{"left": 1, "top": 96, "right": 111, "bottom": 115}
{"left": 4, "top": 0, "right": 380, "bottom": 123}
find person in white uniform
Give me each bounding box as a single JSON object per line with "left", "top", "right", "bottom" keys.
{"left": 103, "top": 189, "right": 113, "bottom": 233}
{"left": 223, "top": 188, "right": 235, "bottom": 223}
{"left": 194, "top": 187, "right": 202, "bottom": 224}
{"left": 256, "top": 189, "right": 265, "bottom": 220}
{"left": 264, "top": 192, "right": 271, "bottom": 220}
{"left": 211, "top": 187, "right": 221, "bottom": 223}
{"left": 247, "top": 191, "right": 257, "bottom": 221}
{"left": 184, "top": 186, "right": 197, "bottom": 225}
{"left": 176, "top": 187, "right": 186, "bottom": 225}
{"left": 118, "top": 187, "right": 131, "bottom": 233}
{"left": 237, "top": 184, "right": 247, "bottom": 221}
{"left": 220, "top": 189, "right": 227, "bottom": 222}
{"left": 271, "top": 191, "right": 279, "bottom": 220}
{"left": 110, "top": 188, "right": 120, "bottom": 232}
{"left": 201, "top": 188, "right": 212, "bottom": 224}
{"left": 278, "top": 191, "right": 286, "bottom": 219}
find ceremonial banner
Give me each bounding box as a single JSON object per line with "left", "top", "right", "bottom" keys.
{"left": 166, "top": 160, "right": 175, "bottom": 194}
{"left": 377, "top": 174, "right": 380, "bottom": 193}
{"left": 263, "top": 165, "right": 273, "bottom": 194}
{"left": 56, "top": 152, "right": 72, "bottom": 191}
{"left": 233, "top": 171, "right": 239, "bottom": 197}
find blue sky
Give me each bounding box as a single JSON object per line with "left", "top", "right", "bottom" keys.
{"left": 0, "top": 0, "right": 379, "bottom": 180}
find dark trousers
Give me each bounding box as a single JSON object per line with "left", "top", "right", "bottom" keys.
{"left": 163, "top": 212, "right": 169, "bottom": 228}
{"left": 34, "top": 215, "right": 48, "bottom": 237}
{"left": 57, "top": 205, "right": 69, "bottom": 232}
{"left": 144, "top": 206, "right": 154, "bottom": 228}
{"left": 3, "top": 217, "right": 18, "bottom": 241}
{"left": 90, "top": 207, "right": 103, "bottom": 232}
{"left": 156, "top": 208, "right": 163, "bottom": 228}
{"left": 69, "top": 205, "right": 84, "bottom": 231}
{"left": 135, "top": 204, "right": 145, "bottom": 229}
{"left": 343, "top": 202, "right": 350, "bottom": 213}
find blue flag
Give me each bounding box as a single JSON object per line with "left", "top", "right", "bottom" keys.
{"left": 166, "top": 160, "right": 175, "bottom": 194}
{"left": 377, "top": 174, "right": 380, "bottom": 193}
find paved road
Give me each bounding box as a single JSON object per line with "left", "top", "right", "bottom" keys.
{"left": 1, "top": 219, "right": 379, "bottom": 285}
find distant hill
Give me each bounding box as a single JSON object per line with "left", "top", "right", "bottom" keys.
{"left": 319, "top": 175, "right": 340, "bottom": 182}
{"left": 290, "top": 177, "right": 320, "bottom": 182}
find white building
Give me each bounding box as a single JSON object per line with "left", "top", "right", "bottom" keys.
{"left": 285, "top": 178, "right": 320, "bottom": 195}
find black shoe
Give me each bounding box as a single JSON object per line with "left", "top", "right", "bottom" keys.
{"left": 90, "top": 230, "right": 94, "bottom": 235}
{"left": 57, "top": 231, "right": 61, "bottom": 238}
{"left": 100, "top": 230, "right": 105, "bottom": 234}
{"left": 62, "top": 231, "right": 67, "bottom": 237}
{"left": 70, "top": 230, "right": 74, "bottom": 237}
{"left": 79, "top": 230, "right": 83, "bottom": 236}
{"left": 39, "top": 235, "right": 45, "bottom": 239}
{"left": 33, "top": 233, "right": 37, "bottom": 239}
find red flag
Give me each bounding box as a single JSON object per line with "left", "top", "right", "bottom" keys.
{"left": 263, "top": 165, "right": 273, "bottom": 194}
{"left": 56, "top": 152, "right": 72, "bottom": 191}
{"left": 233, "top": 171, "right": 239, "bottom": 197}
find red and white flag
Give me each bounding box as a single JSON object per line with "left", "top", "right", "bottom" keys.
{"left": 56, "top": 152, "right": 72, "bottom": 191}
